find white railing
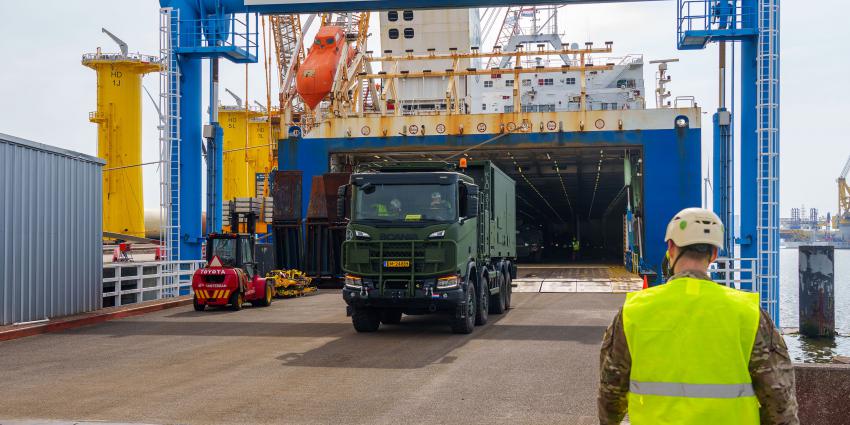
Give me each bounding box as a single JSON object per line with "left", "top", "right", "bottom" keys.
{"left": 710, "top": 257, "right": 758, "bottom": 291}
{"left": 81, "top": 52, "right": 161, "bottom": 63}
{"left": 102, "top": 260, "right": 205, "bottom": 307}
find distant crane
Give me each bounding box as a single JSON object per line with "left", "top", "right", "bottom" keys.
{"left": 837, "top": 154, "right": 850, "bottom": 230}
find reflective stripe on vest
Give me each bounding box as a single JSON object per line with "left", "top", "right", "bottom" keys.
{"left": 630, "top": 381, "right": 755, "bottom": 399}
{"left": 623, "top": 277, "right": 761, "bottom": 424}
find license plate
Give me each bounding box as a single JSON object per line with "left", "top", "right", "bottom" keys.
{"left": 384, "top": 260, "right": 410, "bottom": 268}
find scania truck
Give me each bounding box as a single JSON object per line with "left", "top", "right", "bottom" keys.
{"left": 339, "top": 161, "right": 516, "bottom": 333}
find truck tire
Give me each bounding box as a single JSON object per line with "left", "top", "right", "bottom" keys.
{"left": 380, "top": 309, "right": 402, "bottom": 324}
{"left": 352, "top": 308, "right": 381, "bottom": 332}
{"left": 256, "top": 283, "right": 273, "bottom": 307}
{"left": 475, "top": 275, "right": 489, "bottom": 326}
{"left": 230, "top": 291, "right": 244, "bottom": 311}
{"left": 193, "top": 295, "right": 205, "bottom": 311}
{"left": 489, "top": 273, "right": 506, "bottom": 314}
{"left": 451, "top": 284, "right": 475, "bottom": 334}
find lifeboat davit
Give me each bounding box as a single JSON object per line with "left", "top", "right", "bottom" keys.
{"left": 296, "top": 26, "right": 355, "bottom": 110}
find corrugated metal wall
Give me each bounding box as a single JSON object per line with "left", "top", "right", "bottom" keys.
{"left": 0, "top": 133, "right": 105, "bottom": 325}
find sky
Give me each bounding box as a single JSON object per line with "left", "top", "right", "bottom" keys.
{"left": 0, "top": 0, "right": 847, "bottom": 219}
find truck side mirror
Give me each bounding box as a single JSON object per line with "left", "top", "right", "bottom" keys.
{"left": 466, "top": 184, "right": 479, "bottom": 218}
{"left": 337, "top": 184, "right": 349, "bottom": 219}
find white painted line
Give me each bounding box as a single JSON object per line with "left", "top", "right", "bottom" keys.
{"left": 540, "top": 281, "right": 577, "bottom": 293}
{"left": 513, "top": 280, "right": 543, "bottom": 293}
{"left": 613, "top": 281, "right": 644, "bottom": 293}
{"left": 576, "top": 281, "right": 614, "bottom": 293}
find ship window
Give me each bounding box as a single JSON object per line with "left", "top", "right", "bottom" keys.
{"left": 504, "top": 105, "right": 513, "bottom": 113}
{"left": 388, "top": 11, "right": 398, "bottom": 21}
{"left": 522, "top": 79, "right": 531, "bottom": 86}
{"left": 505, "top": 79, "right": 514, "bottom": 87}
{"left": 484, "top": 81, "right": 493, "bottom": 88}
{"left": 314, "top": 39, "right": 322, "bottom": 45}
{"left": 482, "top": 104, "right": 486, "bottom": 110}
{"left": 566, "top": 77, "right": 576, "bottom": 85}
{"left": 326, "top": 37, "right": 335, "bottom": 45}
{"left": 542, "top": 78, "right": 554, "bottom": 86}
{"left": 491, "top": 73, "right": 501, "bottom": 79}
{"left": 403, "top": 10, "right": 414, "bottom": 21}
{"left": 388, "top": 28, "right": 399, "bottom": 39}
{"left": 617, "top": 79, "right": 636, "bottom": 88}
{"left": 404, "top": 28, "right": 414, "bottom": 39}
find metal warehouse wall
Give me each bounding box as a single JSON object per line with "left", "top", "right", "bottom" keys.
{"left": 0, "top": 133, "right": 105, "bottom": 325}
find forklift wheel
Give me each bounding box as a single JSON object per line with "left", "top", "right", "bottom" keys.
{"left": 193, "top": 296, "right": 205, "bottom": 312}
{"left": 230, "top": 291, "right": 244, "bottom": 311}
{"left": 257, "top": 284, "right": 273, "bottom": 307}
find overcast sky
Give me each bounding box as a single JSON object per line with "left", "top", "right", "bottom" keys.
{"left": 1, "top": 1, "right": 846, "bottom": 219}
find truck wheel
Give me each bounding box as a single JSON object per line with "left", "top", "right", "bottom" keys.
{"left": 256, "top": 283, "right": 273, "bottom": 307}
{"left": 230, "top": 291, "right": 244, "bottom": 311}
{"left": 193, "top": 295, "right": 205, "bottom": 312}
{"left": 489, "top": 273, "right": 506, "bottom": 314}
{"left": 475, "top": 276, "right": 489, "bottom": 326}
{"left": 380, "top": 310, "right": 402, "bottom": 324}
{"left": 352, "top": 308, "right": 381, "bottom": 332}
{"left": 451, "top": 284, "right": 475, "bottom": 334}
{"left": 504, "top": 270, "right": 513, "bottom": 310}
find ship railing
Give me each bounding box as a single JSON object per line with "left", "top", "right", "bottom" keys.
{"left": 674, "top": 96, "right": 697, "bottom": 108}
{"left": 102, "top": 260, "right": 206, "bottom": 307}
{"left": 81, "top": 52, "right": 161, "bottom": 63}
{"left": 678, "top": 0, "right": 756, "bottom": 33}
{"left": 710, "top": 257, "right": 758, "bottom": 292}
{"left": 174, "top": 13, "right": 258, "bottom": 63}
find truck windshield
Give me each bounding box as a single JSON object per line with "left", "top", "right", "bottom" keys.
{"left": 354, "top": 183, "right": 456, "bottom": 223}
{"left": 210, "top": 238, "right": 237, "bottom": 266}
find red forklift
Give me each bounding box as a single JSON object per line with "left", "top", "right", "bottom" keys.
{"left": 191, "top": 204, "right": 275, "bottom": 311}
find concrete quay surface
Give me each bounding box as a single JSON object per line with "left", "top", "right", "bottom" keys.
{"left": 0, "top": 291, "right": 620, "bottom": 425}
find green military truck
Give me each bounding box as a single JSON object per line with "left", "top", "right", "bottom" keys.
{"left": 338, "top": 161, "right": 516, "bottom": 333}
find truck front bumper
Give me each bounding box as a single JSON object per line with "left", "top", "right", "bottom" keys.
{"left": 342, "top": 279, "right": 465, "bottom": 315}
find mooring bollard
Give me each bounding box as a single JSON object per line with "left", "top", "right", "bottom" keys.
{"left": 798, "top": 245, "right": 835, "bottom": 338}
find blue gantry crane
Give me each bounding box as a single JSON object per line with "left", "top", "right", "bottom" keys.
{"left": 158, "top": 0, "right": 780, "bottom": 323}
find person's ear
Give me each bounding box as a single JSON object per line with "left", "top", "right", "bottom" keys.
{"left": 709, "top": 247, "right": 719, "bottom": 263}
{"left": 667, "top": 240, "right": 676, "bottom": 257}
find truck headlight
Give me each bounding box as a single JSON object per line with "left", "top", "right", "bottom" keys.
{"left": 345, "top": 274, "right": 363, "bottom": 289}
{"left": 355, "top": 230, "right": 371, "bottom": 239}
{"left": 428, "top": 230, "right": 446, "bottom": 239}
{"left": 436, "top": 274, "right": 460, "bottom": 290}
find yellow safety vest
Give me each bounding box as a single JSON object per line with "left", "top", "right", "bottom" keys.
{"left": 623, "top": 277, "right": 761, "bottom": 424}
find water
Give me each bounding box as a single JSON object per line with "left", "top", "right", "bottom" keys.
{"left": 778, "top": 248, "right": 850, "bottom": 363}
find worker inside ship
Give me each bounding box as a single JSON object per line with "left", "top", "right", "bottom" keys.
{"left": 356, "top": 184, "right": 456, "bottom": 223}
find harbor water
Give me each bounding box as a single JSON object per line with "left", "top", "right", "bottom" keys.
{"left": 779, "top": 248, "right": 850, "bottom": 363}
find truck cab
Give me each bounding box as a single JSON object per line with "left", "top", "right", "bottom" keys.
{"left": 340, "top": 161, "right": 516, "bottom": 334}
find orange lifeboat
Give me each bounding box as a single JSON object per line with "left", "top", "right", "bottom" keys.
{"left": 296, "top": 26, "right": 355, "bottom": 110}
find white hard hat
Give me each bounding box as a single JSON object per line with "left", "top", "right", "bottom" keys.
{"left": 664, "top": 207, "right": 724, "bottom": 249}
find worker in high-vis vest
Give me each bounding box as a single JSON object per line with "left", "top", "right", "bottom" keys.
{"left": 598, "top": 208, "right": 798, "bottom": 424}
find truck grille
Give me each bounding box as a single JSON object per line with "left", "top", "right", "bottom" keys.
{"left": 342, "top": 240, "right": 457, "bottom": 277}
{"left": 384, "top": 280, "right": 409, "bottom": 290}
